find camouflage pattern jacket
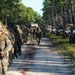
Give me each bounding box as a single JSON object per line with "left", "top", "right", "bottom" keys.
{"left": 0, "top": 34, "right": 12, "bottom": 58}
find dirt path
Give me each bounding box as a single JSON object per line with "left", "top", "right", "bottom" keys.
{"left": 7, "top": 38, "right": 74, "bottom": 75}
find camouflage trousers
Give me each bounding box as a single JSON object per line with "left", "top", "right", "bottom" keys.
{"left": 36, "top": 37, "right": 41, "bottom": 45}
{"left": 0, "top": 57, "right": 9, "bottom": 75}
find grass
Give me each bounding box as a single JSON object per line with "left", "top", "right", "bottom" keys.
{"left": 46, "top": 32, "right": 75, "bottom": 65}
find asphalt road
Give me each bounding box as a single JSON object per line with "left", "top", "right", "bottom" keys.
{"left": 8, "top": 38, "right": 74, "bottom": 75}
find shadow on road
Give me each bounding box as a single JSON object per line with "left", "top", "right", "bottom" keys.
{"left": 9, "top": 38, "right": 75, "bottom": 75}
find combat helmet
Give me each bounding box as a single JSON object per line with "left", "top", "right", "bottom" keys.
{"left": 0, "top": 21, "right": 9, "bottom": 36}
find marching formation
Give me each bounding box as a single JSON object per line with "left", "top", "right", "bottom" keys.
{"left": 0, "top": 22, "right": 46, "bottom": 75}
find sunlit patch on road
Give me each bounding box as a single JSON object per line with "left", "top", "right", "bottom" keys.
{"left": 7, "top": 71, "right": 23, "bottom": 75}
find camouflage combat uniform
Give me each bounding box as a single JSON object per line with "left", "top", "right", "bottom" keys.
{"left": 0, "top": 24, "right": 12, "bottom": 75}
{"left": 21, "top": 26, "right": 28, "bottom": 44}
{"left": 14, "top": 25, "right": 22, "bottom": 56}
{"left": 35, "top": 27, "right": 42, "bottom": 45}
{"left": 7, "top": 23, "right": 22, "bottom": 58}
{"left": 6, "top": 26, "right": 15, "bottom": 65}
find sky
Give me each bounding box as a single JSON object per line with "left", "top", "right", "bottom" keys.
{"left": 21, "top": 0, "right": 43, "bottom": 16}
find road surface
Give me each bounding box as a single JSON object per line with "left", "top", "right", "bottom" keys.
{"left": 8, "top": 38, "right": 74, "bottom": 75}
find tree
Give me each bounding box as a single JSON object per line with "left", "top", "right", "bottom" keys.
{"left": 0, "top": 0, "right": 42, "bottom": 26}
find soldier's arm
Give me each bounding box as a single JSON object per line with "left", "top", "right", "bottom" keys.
{"left": 3, "top": 36, "right": 12, "bottom": 53}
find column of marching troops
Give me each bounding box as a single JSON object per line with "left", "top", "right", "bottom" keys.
{"left": 0, "top": 22, "right": 46, "bottom": 75}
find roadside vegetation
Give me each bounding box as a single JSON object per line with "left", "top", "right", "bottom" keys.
{"left": 46, "top": 32, "right": 75, "bottom": 65}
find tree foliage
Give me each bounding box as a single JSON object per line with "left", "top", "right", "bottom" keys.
{"left": 42, "top": 0, "right": 75, "bottom": 27}
{"left": 0, "top": 0, "right": 42, "bottom": 25}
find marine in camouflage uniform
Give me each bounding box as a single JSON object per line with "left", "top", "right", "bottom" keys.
{"left": 35, "top": 27, "right": 42, "bottom": 45}
{"left": 16, "top": 25, "right": 22, "bottom": 45}
{"left": 21, "top": 25, "right": 28, "bottom": 44}
{"left": 0, "top": 23, "right": 12, "bottom": 75}
{"left": 6, "top": 25, "right": 15, "bottom": 65}
{"left": 14, "top": 25, "right": 22, "bottom": 56}
{"left": 7, "top": 23, "right": 18, "bottom": 58}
